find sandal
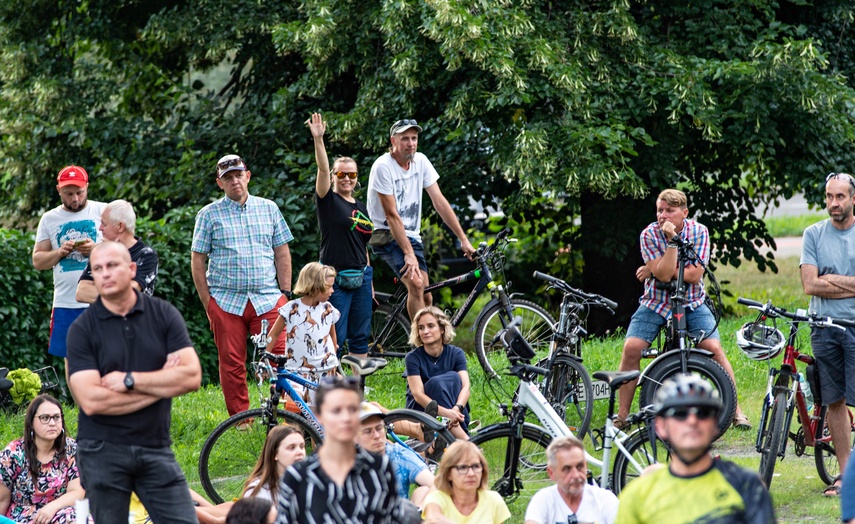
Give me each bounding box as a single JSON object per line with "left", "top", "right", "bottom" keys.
{"left": 823, "top": 476, "right": 842, "bottom": 497}
{"left": 732, "top": 413, "right": 752, "bottom": 430}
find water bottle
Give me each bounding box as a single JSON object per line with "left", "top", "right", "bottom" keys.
{"left": 798, "top": 373, "right": 814, "bottom": 412}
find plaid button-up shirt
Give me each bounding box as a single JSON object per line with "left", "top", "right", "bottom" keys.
{"left": 192, "top": 194, "right": 293, "bottom": 316}
{"left": 639, "top": 218, "right": 710, "bottom": 318}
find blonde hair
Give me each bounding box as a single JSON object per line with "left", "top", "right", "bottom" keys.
{"left": 657, "top": 189, "right": 687, "bottom": 208}
{"left": 293, "top": 262, "right": 336, "bottom": 297}
{"left": 434, "top": 441, "right": 489, "bottom": 494}
{"left": 408, "top": 306, "right": 456, "bottom": 347}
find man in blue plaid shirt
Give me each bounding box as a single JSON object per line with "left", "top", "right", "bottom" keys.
{"left": 191, "top": 154, "right": 293, "bottom": 416}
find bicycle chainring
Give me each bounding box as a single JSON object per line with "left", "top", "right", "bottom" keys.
{"left": 793, "top": 426, "right": 806, "bottom": 456}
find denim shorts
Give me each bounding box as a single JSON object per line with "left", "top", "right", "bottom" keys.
{"left": 372, "top": 236, "right": 428, "bottom": 278}
{"left": 625, "top": 303, "right": 720, "bottom": 343}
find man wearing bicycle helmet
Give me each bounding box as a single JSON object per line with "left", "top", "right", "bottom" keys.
{"left": 616, "top": 374, "right": 774, "bottom": 524}
{"left": 800, "top": 172, "right": 855, "bottom": 496}
{"left": 616, "top": 188, "right": 749, "bottom": 429}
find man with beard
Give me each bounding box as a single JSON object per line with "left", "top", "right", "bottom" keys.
{"left": 367, "top": 119, "right": 475, "bottom": 318}
{"left": 800, "top": 172, "right": 855, "bottom": 497}
{"left": 32, "top": 165, "right": 106, "bottom": 359}
{"left": 616, "top": 374, "right": 774, "bottom": 523}
{"left": 524, "top": 436, "right": 618, "bottom": 524}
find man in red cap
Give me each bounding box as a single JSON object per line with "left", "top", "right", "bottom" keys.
{"left": 32, "top": 165, "right": 106, "bottom": 358}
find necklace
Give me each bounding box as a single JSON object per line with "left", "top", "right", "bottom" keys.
{"left": 426, "top": 345, "right": 443, "bottom": 365}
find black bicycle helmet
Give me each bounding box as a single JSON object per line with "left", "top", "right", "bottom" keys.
{"left": 735, "top": 323, "right": 785, "bottom": 361}
{"left": 654, "top": 373, "right": 723, "bottom": 416}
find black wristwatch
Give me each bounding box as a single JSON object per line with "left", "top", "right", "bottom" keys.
{"left": 456, "top": 404, "right": 465, "bottom": 412}
{"left": 124, "top": 371, "right": 135, "bottom": 391}
{"left": 281, "top": 289, "right": 293, "bottom": 300}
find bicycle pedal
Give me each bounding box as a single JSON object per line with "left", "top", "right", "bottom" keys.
{"left": 641, "top": 348, "right": 659, "bottom": 358}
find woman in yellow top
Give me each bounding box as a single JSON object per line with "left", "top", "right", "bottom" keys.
{"left": 422, "top": 441, "right": 510, "bottom": 523}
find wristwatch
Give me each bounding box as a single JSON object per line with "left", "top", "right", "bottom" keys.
{"left": 456, "top": 404, "right": 465, "bottom": 412}
{"left": 281, "top": 289, "right": 293, "bottom": 300}
{"left": 124, "top": 371, "right": 135, "bottom": 391}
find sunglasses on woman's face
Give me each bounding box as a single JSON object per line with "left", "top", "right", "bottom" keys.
{"left": 334, "top": 172, "right": 358, "bottom": 180}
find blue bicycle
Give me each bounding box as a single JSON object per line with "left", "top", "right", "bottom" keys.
{"left": 198, "top": 321, "right": 455, "bottom": 503}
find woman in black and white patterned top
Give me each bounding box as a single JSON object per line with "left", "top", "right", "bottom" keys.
{"left": 276, "top": 376, "right": 415, "bottom": 524}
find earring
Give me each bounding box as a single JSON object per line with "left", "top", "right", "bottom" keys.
{"left": 29, "top": 430, "right": 33, "bottom": 439}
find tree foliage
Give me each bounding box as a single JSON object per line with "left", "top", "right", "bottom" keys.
{"left": 2, "top": 0, "right": 855, "bottom": 329}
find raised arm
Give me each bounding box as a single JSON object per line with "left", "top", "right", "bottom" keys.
{"left": 309, "top": 113, "right": 332, "bottom": 198}
{"left": 424, "top": 183, "right": 475, "bottom": 258}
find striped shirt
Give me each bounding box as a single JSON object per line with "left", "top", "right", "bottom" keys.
{"left": 638, "top": 219, "right": 709, "bottom": 317}
{"left": 276, "top": 447, "right": 405, "bottom": 524}
{"left": 192, "top": 194, "right": 293, "bottom": 316}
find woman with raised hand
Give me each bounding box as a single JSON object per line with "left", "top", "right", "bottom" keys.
{"left": 422, "top": 441, "right": 510, "bottom": 524}
{"left": 309, "top": 112, "right": 374, "bottom": 359}
{"left": 0, "top": 394, "right": 88, "bottom": 524}
{"left": 404, "top": 306, "right": 471, "bottom": 440}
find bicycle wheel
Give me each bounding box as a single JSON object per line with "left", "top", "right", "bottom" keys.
{"left": 383, "top": 409, "right": 457, "bottom": 471}
{"left": 475, "top": 298, "right": 555, "bottom": 378}
{"left": 814, "top": 405, "right": 855, "bottom": 486}
{"left": 199, "top": 408, "right": 322, "bottom": 504}
{"left": 539, "top": 354, "right": 594, "bottom": 439}
{"left": 612, "top": 427, "right": 670, "bottom": 494}
{"left": 369, "top": 304, "right": 412, "bottom": 357}
{"left": 470, "top": 423, "right": 552, "bottom": 510}
{"left": 637, "top": 353, "right": 737, "bottom": 439}
{"left": 757, "top": 389, "right": 789, "bottom": 488}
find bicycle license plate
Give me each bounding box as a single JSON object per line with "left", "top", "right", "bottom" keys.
{"left": 578, "top": 380, "right": 611, "bottom": 401}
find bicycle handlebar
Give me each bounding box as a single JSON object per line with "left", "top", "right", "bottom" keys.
{"left": 737, "top": 297, "right": 855, "bottom": 330}
{"left": 533, "top": 271, "right": 618, "bottom": 310}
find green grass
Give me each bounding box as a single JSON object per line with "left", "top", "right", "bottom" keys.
{"left": 765, "top": 212, "right": 826, "bottom": 237}
{"left": 0, "top": 252, "right": 842, "bottom": 522}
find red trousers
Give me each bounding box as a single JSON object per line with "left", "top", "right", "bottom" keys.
{"left": 208, "top": 296, "right": 287, "bottom": 415}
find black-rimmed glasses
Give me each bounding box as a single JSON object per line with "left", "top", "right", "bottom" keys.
{"left": 452, "top": 463, "right": 483, "bottom": 474}
{"left": 37, "top": 414, "right": 62, "bottom": 424}
{"left": 663, "top": 406, "right": 718, "bottom": 421}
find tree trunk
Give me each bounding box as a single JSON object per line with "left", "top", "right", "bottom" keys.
{"left": 580, "top": 191, "right": 652, "bottom": 334}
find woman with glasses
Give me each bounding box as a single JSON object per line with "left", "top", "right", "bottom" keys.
{"left": 309, "top": 113, "right": 374, "bottom": 359}
{"left": 422, "top": 441, "right": 510, "bottom": 523}
{"left": 0, "top": 394, "right": 88, "bottom": 524}
{"left": 276, "top": 376, "right": 415, "bottom": 523}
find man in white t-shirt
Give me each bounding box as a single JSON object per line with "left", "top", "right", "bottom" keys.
{"left": 32, "top": 165, "right": 106, "bottom": 358}
{"left": 367, "top": 119, "right": 476, "bottom": 318}
{"left": 525, "top": 436, "right": 618, "bottom": 524}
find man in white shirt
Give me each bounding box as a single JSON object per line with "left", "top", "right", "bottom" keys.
{"left": 524, "top": 436, "right": 618, "bottom": 524}
{"left": 367, "top": 119, "right": 475, "bottom": 318}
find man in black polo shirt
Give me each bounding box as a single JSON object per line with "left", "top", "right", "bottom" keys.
{"left": 67, "top": 241, "right": 202, "bottom": 523}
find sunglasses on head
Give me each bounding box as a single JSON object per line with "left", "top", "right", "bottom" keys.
{"left": 393, "top": 119, "right": 418, "bottom": 127}
{"left": 334, "top": 171, "right": 358, "bottom": 180}
{"left": 218, "top": 157, "right": 245, "bottom": 170}
{"left": 318, "top": 375, "right": 360, "bottom": 388}
{"left": 663, "top": 405, "right": 718, "bottom": 421}
{"left": 826, "top": 172, "right": 855, "bottom": 190}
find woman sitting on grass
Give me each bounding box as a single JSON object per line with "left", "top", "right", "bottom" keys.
{"left": 242, "top": 425, "right": 307, "bottom": 502}
{"left": 0, "top": 394, "right": 89, "bottom": 524}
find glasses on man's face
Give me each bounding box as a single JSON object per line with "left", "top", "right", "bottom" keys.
{"left": 37, "top": 414, "right": 62, "bottom": 424}
{"left": 360, "top": 423, "right": 385, "bottom": 437}
{"left": 334, "top": 172, "right": 358, "bottom": 180}
{"left": 826, "top": 172, "right": 855, "bottom": 190}
{"left": 663, "top": 406, "right": 718, "bottom": 421}
{"left": 452, "top": 463, "right": 483, "bottom": 475}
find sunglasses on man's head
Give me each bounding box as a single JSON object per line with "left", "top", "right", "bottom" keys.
{"left": 218, "top": 157, "right": 245, "bottom": 170}
{"left": 392, "top": 119, "right": 418, "bottom": 127}
{"left": 334, "top": 171, "right": 358, "bottom": 180}
{"left": 663, "top": 406, "right": 718, "bottom": 421}
{"left": 826, "top": 172, "right": 855, "bottom": 190}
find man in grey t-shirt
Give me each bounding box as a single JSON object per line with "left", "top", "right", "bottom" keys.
{"left": 800, "top": 172, "right": 855, "bottom": 496}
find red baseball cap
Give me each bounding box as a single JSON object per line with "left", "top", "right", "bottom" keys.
{"left": 56, "top": 166, "right": 89, "bottom": 187}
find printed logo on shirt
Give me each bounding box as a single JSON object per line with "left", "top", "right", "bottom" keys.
{"left": 56, "top": 220, "right": 98, "bottom": 272}
{"left": 351, "top": 210, "right": 374, "bottom": 234}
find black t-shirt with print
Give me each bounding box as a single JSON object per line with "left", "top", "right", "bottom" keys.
{"left": 315, "top": 190, "right": 373, "bottom": 271}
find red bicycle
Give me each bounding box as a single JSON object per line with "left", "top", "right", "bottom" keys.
{"left": 737, "top": 297, "right": 855, "bottom": 488}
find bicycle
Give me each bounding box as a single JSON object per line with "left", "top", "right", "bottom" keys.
{"left": 736, "top": 297, "right": 855, "bottom": 488}
{"left": 198, "top": 322, "right": 456, "bottom": 504}
{"left": 530, "top": 271, "right": 618, "bottom": 441}
{"left": 632, "top": 235, "right": 736, "bottom": 438}
{"left": 369, "top": 228, "right": 555, "bottom": 379}
{"left": 469, "top": 319, "right": 668, "bottom": 511}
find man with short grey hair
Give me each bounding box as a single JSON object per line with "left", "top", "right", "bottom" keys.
{"left": 801, "top": 172, "right": 855, "bottom": 496}
{"left": 76, "top": 199, "right": 159, "bottom": 303}
{"left": 525, "top": 436, "right": 618, "bottom": 524}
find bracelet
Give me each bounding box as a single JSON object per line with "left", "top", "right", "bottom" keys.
{"left": 281, "top": 289, "right": 293, "bottom": 299}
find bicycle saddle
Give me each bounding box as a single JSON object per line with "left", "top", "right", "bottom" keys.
{"left": 593, "top": 370, "right": 640, "bottom": 390}
{"left": 341, "top": 355, "right": 388, "bottom": 377}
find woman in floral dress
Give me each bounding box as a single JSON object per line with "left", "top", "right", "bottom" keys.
{"left": 0, "top": 394, "right": 88, "bottom": 523}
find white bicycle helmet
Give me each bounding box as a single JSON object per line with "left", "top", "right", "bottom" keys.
{"left": 735, "top": 323, "right": 785, "bottom": 361}
{"left": 654, "top": 373, "right": 723, "bottom": 416}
